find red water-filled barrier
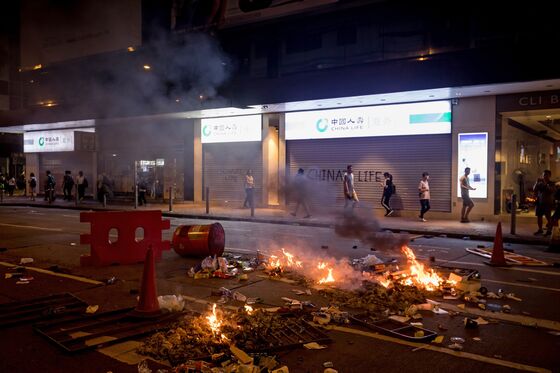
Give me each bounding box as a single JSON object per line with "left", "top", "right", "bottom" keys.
{"left": 80, "top": 210, "right": 170, "bottom": 266}
{"left": 172, "top": 223, "right": 225, "bottom": 257}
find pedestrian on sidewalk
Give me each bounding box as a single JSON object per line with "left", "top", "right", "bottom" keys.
{"left": 62, "top": 170, "right": 74, "bottom": 200}
{"left": 7, "top": 176, "right": 16, "bottom": 196}
{"left": 45, "top": 170, "right": 56, "bottom": 202}
{"left": 381, "top": 172, "right": 394, "bottom": 216}
{"left": 533, "top": 170, "right": 554, "bottom": 235}
{"left": 243, "top": 169, "right": 254, "bottom": 209}
{"left": 418, "top": 172, "right": 430, "bottom": 221}
{"left": 28, "top": 172, "right": 37, "bottom": 201}
{"left": 343, "top": 165, "right": 359, "bottom": 210}
{"left": 138, "top": 178, "right": 148, "bottom": 206}
{"left": 460, "top": 167, "right": 476, "bottom": 222}
{"left": 76, "top": 170, "right": 87, "bottom": 201}
{"left": 290, "top": 168, "right": 311, "bottom": 218}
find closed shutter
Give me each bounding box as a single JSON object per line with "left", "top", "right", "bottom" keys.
{"left": 40, "top": 152, "right": 94, "bottom": 195}
{"left": 203, "top": 142, "right": 263, "bottom": 203}
{"left": 287, "top": 134, "right": 451, "bottom": 212}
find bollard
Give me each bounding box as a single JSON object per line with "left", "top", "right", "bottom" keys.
{"left": 250, "top": 191, "right": 254, "bottom": 217}
{"left": 134, "top": 185, "right": 138, "bottom": 209}
{"left": 510, "top": 194, "right": 516, "bottom": 235}
{"left": 168, "top": 186, "right": 173, "bottom": 212}
{"left": 103, "top": 193, "right": 107, "bottom": 208}
{"left": 206, "top": 187, "right": 210, "bottom": 214}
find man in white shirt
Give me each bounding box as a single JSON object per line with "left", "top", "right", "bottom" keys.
{"left": 343, "top": 165, "right": 358, "bottom": 210}
{"left": 418, "top": 172, "right": 430, "bottom": 222}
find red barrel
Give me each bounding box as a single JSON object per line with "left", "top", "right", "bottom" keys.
{"left": 172, "top": 223, "right": 225, "bottom": 257}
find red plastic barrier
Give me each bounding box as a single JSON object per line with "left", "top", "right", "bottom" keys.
{"left": 80, "top": 210, "right": 170, "bottom": 266}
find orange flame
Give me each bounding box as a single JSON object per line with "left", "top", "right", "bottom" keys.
{"left": 244, "top": 305, "right": 254, "bottom": 315}
{"left": 267, "top": 249, "right": 303, "bottom": 270}
{"left": 318, "top": 267, "right": 335, "bottom": 284}
{"left": 206, "top": 303, "right": 222, "bottom": 335}
{"left": 400, "top": 246, "right": 443, "bottom": 291}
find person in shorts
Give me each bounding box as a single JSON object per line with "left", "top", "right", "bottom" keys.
{"left": 460, "top": 167, "right": 476, "bottom": 222}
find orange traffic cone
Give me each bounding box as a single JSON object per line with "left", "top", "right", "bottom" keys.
{"left": 132, "top": 247, "right": 161, "bottom": 317}
{"left": 485, "top": 222, "right": 509, "bottom": 266}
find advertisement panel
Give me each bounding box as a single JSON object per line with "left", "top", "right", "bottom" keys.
{"left": 457, "top": 132, "right": 488, "bottom": 198}
{"left": 201, "top": 115, "right": 262, "bottom": 143}
{"left": 24, "top": 130, "right": 75, "bottom": 153}
{"left": 285, "top": 101, "right": 452, "bottom": 140}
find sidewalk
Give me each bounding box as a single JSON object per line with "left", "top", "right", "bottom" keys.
{"left": 0, "top": 195, "right": 551, "bottom": 246}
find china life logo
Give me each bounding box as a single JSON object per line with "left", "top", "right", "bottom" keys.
{"left": 38, "top": 137, "right": 45, "bottom": 147}
{"left": 202, "top": 125, "right": 211, "bottom": 137}
{"left": 316, "top": 118, "right": 329, "bottom": 133}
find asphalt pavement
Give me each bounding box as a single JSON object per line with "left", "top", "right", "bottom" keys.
{"left": 0, "top": 204, "right": 559, "bottom": 372}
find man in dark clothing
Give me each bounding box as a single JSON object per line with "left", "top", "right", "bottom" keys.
{"left": 138, "top": 179, "right": 148, "bottom": 206}
{"left": 45, "top": 170, "right": 56, "bottom": 202}
{"left": 63, "top": 170, "right": 74, "bottom": 200}
{"left": 533, "top": 170, "right": 555, "bottom": 236}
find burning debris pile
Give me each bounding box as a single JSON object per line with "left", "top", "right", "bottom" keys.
{"left": 138, "top": 304, "right": 314, "bottom": 369}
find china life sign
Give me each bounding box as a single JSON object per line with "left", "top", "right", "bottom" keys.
{"left": 24, "top": 130, "right": 74, "bottom": 152}
{"left": 285, "top": 101, "right": 451, "bottom": 140}
{"left": 201, "top": 115, "right": 261, "bottom": 143}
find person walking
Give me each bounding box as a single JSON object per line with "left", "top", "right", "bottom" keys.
{"left": 418, "top": 172, "right": 431, "bottom": 221}
{"left": 460, "top": 167, "right": 476, "bottom": 222}
{"left": 76, "top": 170, "right": 87, "bottom": 202}
{"left": 343, "top": 165, "right": 359, "bottom": 210}
{"left": 7, "top": 176, "right": 16, "bottom": 196}
{"left": 28, "top": 172, "right": 37, "bottom": 201}
{"left": 45, "top": 170, "right": 56, "bottom": 203}
{"left": 242, "top": 169, "right": 254, "bottom": 208}
{"left": 533, "top": 170, "right": 555, "bottom": 235}
{"left": 290, "top": 168, "right": 311, "bottom": 218}
{"left": 62, "top": 170, "right": 74, "bottom": 200}
{"left": 138, "top": 178, "right": 148, "bottom": 206}
{"left": 381, "top": 172, "right": 394, "bottom": 216}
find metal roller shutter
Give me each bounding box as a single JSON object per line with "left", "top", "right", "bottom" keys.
{"left": 203, "top": 142, "right": 263, "bottom": 203}
{"left": 287, "top": 134, "right": 451, "bottom": 212}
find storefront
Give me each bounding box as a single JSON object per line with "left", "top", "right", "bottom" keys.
{"left": 496, "top": 90, "right": 560, "bottom": 215}
{"left": 284, "top": 101, "right": 453, "bottom": 213}
{"left": 24, "top": 128, "right": 96, "bottom": 196}
{"left": 200, "top": 115, "right": 264, "bottom": 205}
{"left": 96, "top": 117, "right": 192, "bottom": 201}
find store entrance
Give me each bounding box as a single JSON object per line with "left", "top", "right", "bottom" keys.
{"left": 497, "top": 108, "right": 560, "bottom": 216}
{"left": 136, "top": 159, "right": 165, "bottom": 201}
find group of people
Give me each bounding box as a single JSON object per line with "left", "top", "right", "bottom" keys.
{"left": 342, "top": 164, "right": 428, "bottom": 220}
{"left": 0, "top": 173, "right": 17, "bottom": 196}
{"left": 29, "top": 170, "right": 89, "bottom": 202}
{"left": 531, "top": 169, "right": 560, "bottom": 236}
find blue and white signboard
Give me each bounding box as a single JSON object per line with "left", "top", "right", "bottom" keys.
{"left": 201, "top": 115, "right": 262, "bottom": 143}
{"left": 24, "top": 130, "right": 75, "bottom": 152}
{"left": 285, "top": 101, "right": 452, "bottom": 140}
{"left": 457, "top": 132, "right": 488, "bottom": 199}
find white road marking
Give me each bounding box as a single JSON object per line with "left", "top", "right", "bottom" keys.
{"left": 482, "top": 278, "right": 560, "bottom": 292}
{"left": 0, "top": 223, "right": 63, "bottom": 232}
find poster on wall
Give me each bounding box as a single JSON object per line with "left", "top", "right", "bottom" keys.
{"left": 285, "top": 100, "right": 452, "bottom": 140}
{"left": 458, "top": 132, "right": 488, "bottom": 198}
{"left": 201, "top": 115, "right": 261, "bottom": 143}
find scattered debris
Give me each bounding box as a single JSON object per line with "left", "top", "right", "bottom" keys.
{"left": 86, "top": 305, "right": 99, "bottom": 314}
{"left": 323, "top": 362, "right": 334, "bottom": 368}
{"left": 433, "top": 335, "right": 444, "bottom": 344}
{"left": 19, "top": 258, "right": 34, "bottom": 265}
{"left": 303, "top": 342, "right": 328, "bottom": 350}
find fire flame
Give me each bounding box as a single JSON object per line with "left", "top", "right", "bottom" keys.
{"left": 244, "top": 305, "right": 254, "bottom": 315}
{"left": 206, "top": 303, "right": 222, "bottom": 335}
{"left": 318, "top": 267, "right": 335, "bottom": 284}
{"left": 400, "top": 246, "right": 443, "bottom": 291}
{"left": 267, "top": 248, "right": 303, "bottom": 270}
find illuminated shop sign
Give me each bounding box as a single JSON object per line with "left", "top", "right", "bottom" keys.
{"left": 285, "top": 101, "right": 452, "bottom": 140}
{"left": 24, "top": 130, "right": 75, "bottom": 152}
{"left": 201, "top": 115, "right": 262, "bottom": 143}
{"left": 457, "top": 132, "right": 488, "bottom": 199}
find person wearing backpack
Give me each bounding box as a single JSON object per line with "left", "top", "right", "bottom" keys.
{"left": 45, "top": 170, "right": 56, "bottom": 202}
{"left": 381, "top": 172, "right": 394, "bottom": 216}
{"left": 76, "top": 170, "right": 88, "bottom": 202}
{"left": 29, "top": 172, "right": 37, "bottom": 201}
